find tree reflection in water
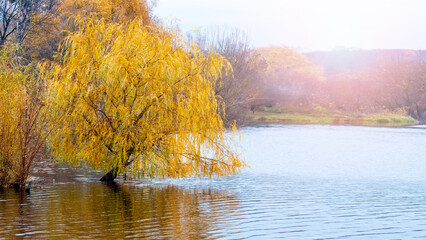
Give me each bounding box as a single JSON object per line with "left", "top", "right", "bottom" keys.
{"left": 0, "top": 182, "right": 240, "bottom": 239}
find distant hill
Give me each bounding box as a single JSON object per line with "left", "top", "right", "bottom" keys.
{"left": 305, "top": 49, "right": 426, "bottom": 74}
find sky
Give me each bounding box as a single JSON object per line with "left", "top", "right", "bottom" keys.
{"left": 154, "top": 0, "right": 426, "bottom": 51}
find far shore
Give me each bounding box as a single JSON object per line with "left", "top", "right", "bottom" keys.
{"left": 243, "top": 107, "right": 419, "bottom": 128}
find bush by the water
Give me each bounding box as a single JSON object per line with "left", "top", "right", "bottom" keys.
{"left": 0, "top": 48, "right": 47, "bottom": 188}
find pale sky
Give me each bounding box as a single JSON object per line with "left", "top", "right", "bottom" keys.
{"left": 154, "top": 0, "right": 426, "bottom": 51}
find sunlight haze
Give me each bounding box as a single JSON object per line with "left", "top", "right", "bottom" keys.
{"left": 155, "top": 0, "right": 426, "bottom": 51}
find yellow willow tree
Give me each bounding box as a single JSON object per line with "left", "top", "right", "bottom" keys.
{"left": 0, "top": 47, "right": 48, "bottom": 188}
{"left": 45, "top": 19, "right": 246, "bottom": 181}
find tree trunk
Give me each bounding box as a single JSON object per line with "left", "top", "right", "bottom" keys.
{"left": 100, "top": 167, "right": 119, "bottom": 182}
{"left": 415, "top": 103, "right": 424, "bottom": 121}
{"left": 100, "top": 159, "right": 133, "bottom": 182}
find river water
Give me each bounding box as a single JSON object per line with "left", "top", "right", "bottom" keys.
{"left": 1, "top": 125, "right": 426, "bottom": 239}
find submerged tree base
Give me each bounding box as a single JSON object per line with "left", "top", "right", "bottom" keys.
{"left": 100, "top": 168, "right": 119, "bottom": 182}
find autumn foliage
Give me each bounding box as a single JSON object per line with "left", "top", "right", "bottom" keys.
{"left": 0, "top": 0, "right": 246, "bottom": 187}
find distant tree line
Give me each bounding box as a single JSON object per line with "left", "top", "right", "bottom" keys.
{"left": 308, "top": 50, "right": 426, "bottom": 122}
{"left": 197, "top": 38, "right": 426, "bottom": 123}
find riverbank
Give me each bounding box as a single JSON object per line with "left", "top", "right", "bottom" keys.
{"left": 248, "top": 107, "right": 418, "bottom": 127}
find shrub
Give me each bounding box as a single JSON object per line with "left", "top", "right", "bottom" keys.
{"left": 0, "top": 47, "right": 47, "bottom": 188}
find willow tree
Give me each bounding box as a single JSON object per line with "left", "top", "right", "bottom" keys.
{"left": 45, "top": 19, "right": 245, "bottom": 181}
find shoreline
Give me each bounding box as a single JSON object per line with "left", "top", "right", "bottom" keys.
{"left": 238, "top": 113, "right": 419, "bottom": 128}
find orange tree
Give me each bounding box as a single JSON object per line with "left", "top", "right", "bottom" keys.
{"left": 253, "top": 47, "right": 324, "bottom": 106}
{"left": 45, "top": 19, "right": 245, "bottom": 181}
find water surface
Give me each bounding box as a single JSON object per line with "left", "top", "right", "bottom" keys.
{"left": 1, "top": 125, "right": 426, "bottom": 239}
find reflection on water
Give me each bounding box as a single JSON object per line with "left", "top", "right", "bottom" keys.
{"left": 1, "top": 125, "right": 426, "bottom": 239}
{"left": 0, "top": 182, "right": 240, "bottom": 239}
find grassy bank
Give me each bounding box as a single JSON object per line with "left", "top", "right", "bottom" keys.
{"left": 250, "top": 107, "right": 418, "bottom": 127}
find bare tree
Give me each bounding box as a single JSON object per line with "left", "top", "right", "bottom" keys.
{"left": 189, "top": 26, "right": 265, "bottom": 124}
{"left": 0, "top": 0, "right": 57, "bottom": 46}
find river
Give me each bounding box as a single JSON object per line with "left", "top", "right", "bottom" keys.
{"left": 1, "top": 125, "right": 426, "bottom": 239}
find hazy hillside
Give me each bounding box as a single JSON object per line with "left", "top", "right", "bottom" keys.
{"left": 305, "top": 49, "right": 426, "bottom": 74}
